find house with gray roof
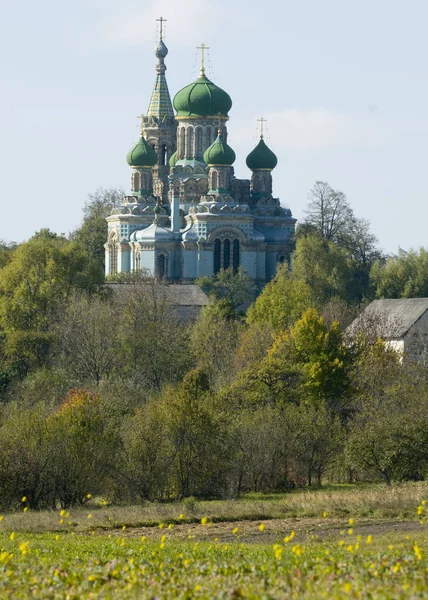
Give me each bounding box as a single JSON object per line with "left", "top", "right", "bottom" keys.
{"left": 347, "top": 298, "right": 428, "bottom": 360}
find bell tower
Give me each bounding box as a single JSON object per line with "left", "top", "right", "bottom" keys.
{"left": 141, "top": 17, "right": 177, "bottom": 205}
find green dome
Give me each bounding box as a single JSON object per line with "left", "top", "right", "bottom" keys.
{"left": 126, "top": 135, "right": 157, "bottom": 168}
{"left": 204, "top": 131, "right": 236, "bottom": 166}
{"left": 169, "top": 151, "right": 178, "bottom": 167}
{"left": 246, "top": 138, "right": 278, "bottom": 170}
{"left": 173, "top": 74, "right": 232, "bottom": 118}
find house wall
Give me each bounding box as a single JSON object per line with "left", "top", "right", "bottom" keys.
{"left": 404, "top": 311, "right": 428, "bottom": 360}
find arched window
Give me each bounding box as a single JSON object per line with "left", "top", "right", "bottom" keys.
{"left": 161, "top": 144, "right": 168, "bottom": 166}
{"left": 218, "top": 171, "right": 224, "bottom": 189}
{"left": 252, "top": 174, "right": 260, "bottom": 193}
{"left": 223, "top": 239, "right": 231, "bottom": 270}
{"left": 195, "top": 127, "right": 203, "bottom": 158}
{"left": 157, "top": 254, "right": 166, "bottom": 279}
{"left": 132, "top": 171, "right": 140, "bottom": 191}
{"left": 214, "top": 239, "right": 221, "bottom": 274}
{"left": 109, "top": 234, "right": 118, "bottom": 275}
{"left": 141, "top": 172, "right": 148, "bottom": 192}
{"left": 179, "top": 128, "right": 185, "bottom": 157}
{"left": 211, "top": 170, "right": 218, "bottom": 191}
{"left": 233, "top": 239, "right": 240, "bottom": 273}
{"left": 186, "top": 127, "right": 194, "bottom": 158}
{"left": 206, "top": 126, "right": 213, "bottom": 147}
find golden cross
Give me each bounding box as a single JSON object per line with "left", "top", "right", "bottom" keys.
{"left": 197, "top": 43, "right": 210, "bottom": 75}
{"left": 257, "top": 117, "right": 266, "bottom": 138}
{"left": 156, "top": 16, "right": 166, "bottom": 40}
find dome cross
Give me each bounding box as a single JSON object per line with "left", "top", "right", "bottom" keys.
{"left": 156, "top": 16, "right": 166, "bottom": 40}
{"left": 257, "top": 117, "right": 267, "bottom": 139}
{"left": 197, "top": 43, "right": 210, "bottom": 76}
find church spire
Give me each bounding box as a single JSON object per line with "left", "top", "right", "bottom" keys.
{"left": 147, "top": 17, "right": 174, "bottom": 119}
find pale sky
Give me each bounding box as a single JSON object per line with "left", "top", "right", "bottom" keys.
{"left": 1, "top": 0, "right": 428, "bottom": 254}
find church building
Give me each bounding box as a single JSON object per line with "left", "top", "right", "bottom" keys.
{"left": 105, "top": 19, "right": 296, "bottom": 283}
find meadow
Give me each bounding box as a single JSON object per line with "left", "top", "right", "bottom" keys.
{"left": 0, "top": 484, "right": 427, "bottom": 598}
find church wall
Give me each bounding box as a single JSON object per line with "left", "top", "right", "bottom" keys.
{"left": 119, "top": 249, "right": 131, "bottom": 273}
{"left": 265, "top": 252, "right": 278, "bottom": 280}
{"left": 197, "top": 248, "right": 214, "bottom": 277}
{"left": 241, "top": 251, "right": 257, "bottom": 279}
{"left": 140, "top": 250, "right": 156, "bottom": 275}
{"left": 183, "top": 248, "right": 198, "bottom": 280}
{"left": 167, "top": 247, "right": 182, "bottom": 279}
{"left": 256, "top": 250, "right": 266, "bottom": 281}
{"left": 105, "top": 251, "right": 110, "bottom": 277}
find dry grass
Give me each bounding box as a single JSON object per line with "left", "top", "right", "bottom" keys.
{"left": 1, "top": 481, "right": 427, "bottom": 534}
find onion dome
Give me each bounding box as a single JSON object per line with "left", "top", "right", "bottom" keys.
{"left": 169, "top": 151, "right": 178, "bottom": 167}
{"left": 173, "top": 74, "right": 232, "bottom": 118}
{"left": 204, "top": 130, "right": 236, "bottom": 166}
{"left": 246, "top": 137, "right": 278, "bottom": 171}
{"left": 126, "top": 135, "right": 157, "bottom": 168}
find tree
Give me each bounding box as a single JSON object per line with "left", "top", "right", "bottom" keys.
{"left": 0, "top": 240, "right": 17, "bottom": 270}
{"left": 118, "top": 279, "right": 194, "bottom": 392}
{"left": 371, "top": 248, "right": 428, "bottom": 299}
{"left": 291, "top": 234, "right": 353, "bottom": 305}
{"left": 191, "top": 301, "right": 243, "bottom": 389}
{"left": 55, "top": 294, "right": 122, "bottom": 386}
{"left": 247, "top": 264, "right": 314, "bottom": 331}
{"left": 268, "top": 309, "right": 352, "bottom": 412}
{"left": 164, "top": 369, "right": 231, "bottom": 498}
{"left": 302, "top": 181, "right": 355, "bottom": 244}
{"left": 0, "top": 235, "right": 103, "bottom": 377}
{"left": 0, "top": 402, "right": 54, "bottom": 509}
{"left": 196, "top": 267, "right": 255, "bottom": 313}
{"left": 72, "top": 188, "right": 124, "bottom": 270}
{"left": 300, "top": 182, "right": 382, "bottom": 303}
{"left": 48, "top": 389, "right": 117, "bottom": 507}
{"left": 346, "top": 386, "right": 428, "bottom": 485}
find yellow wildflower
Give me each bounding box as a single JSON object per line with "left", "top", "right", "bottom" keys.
{"left": 21, "top": 497, "right": 27, "bottom": 503}
{"left": 201, "top": 517, "right": 208, "bottom": 525}
{"left": 9, "top": 532, "right": 15, "bottom": 540}
{"left": 259, "top": 523, "right": 265, "bottom": 532}
{"left": 232, "top": 527, "right": 238, "bottom": 535}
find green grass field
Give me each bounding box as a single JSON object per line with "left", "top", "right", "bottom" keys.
{"left": 0, "top": 484, "right": 428, "bottom": 598}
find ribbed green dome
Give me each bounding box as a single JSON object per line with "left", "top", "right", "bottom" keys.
{"left": 169, "top": 151, "right": 178, "bottom": 167}
{"left": 126, "top": 136, "right": 157, "bottom": 168}
{"left": 173, "top": 74, "right": 232, "bottom": 118}
{"left": 246, "top": 138, "right": 278, "bottom": 170}
{"left": 204, "top": 131, "right": 236, "bottom": 166}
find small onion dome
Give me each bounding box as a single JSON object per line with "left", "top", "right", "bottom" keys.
{"left": 173, "top": 74, "right": 232, "bottom": 118}
{"left": 204, "top": 131, "right": 236, "bottom": 166}
{"left": 246, "top": 138, "right": 278, "bottom": 170}
{"left": 155, "top": 39, "right": 168, "bottom": 59}
{"left": 126, "top": 135, "right": 157, "bottom": 168}
{"left": 169, "top": 151, "right": 178, "bottom": 167}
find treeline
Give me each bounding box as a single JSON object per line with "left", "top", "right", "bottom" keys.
{"left": 1, "top": 184, "right": 428, "bottom": 508}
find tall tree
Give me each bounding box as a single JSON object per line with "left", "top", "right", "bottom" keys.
{"left": 291, "top": 234, "right": 352, "bottom": 305}
{"left": 72, "top": 188, "right": 124, "bottom": 270}
{"left": 371, "top": 247, "right": 428, "bottom": 299}
{"left": 302, "top": 181, "right": 355, "bottom": 244}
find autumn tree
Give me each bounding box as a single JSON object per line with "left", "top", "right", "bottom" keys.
{"left": 247, "top": 264, "right": 314, "bottom": 331}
